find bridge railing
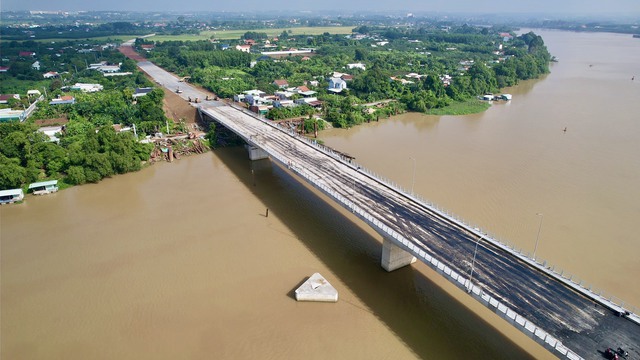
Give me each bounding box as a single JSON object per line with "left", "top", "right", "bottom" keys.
{"left": 269, "top": 118, "right": 639, "bottom": 320}
{"left": 274, "top": 158, "right": 585, "bottom": 360}
{"left": 209, "top": 105, "right": 639, "bottom": 321}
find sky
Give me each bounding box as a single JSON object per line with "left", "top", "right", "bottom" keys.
{"left": 2, "top": 0, "right": 640, "bottom": 16}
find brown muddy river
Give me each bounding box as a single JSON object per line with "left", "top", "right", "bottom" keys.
{"left": 2, "top": 29, "right": 639, "bottom": 359}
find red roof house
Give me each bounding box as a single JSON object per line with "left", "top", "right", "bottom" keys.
{"left": 272, "top": 79, "right": 289, "bottom": 88}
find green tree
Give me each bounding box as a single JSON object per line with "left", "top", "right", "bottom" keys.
{"left": 66, "top": 166, "right": 87, "bottom": 185}
{"left": 0, "top": 162, "right": 26, "bottom": 189}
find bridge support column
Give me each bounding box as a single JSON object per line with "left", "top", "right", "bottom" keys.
{"left": 381, "top": 237, "right": 416, "bottom": 272}
{"left": 246, "top": 145, "right": 269, "bottom": 161}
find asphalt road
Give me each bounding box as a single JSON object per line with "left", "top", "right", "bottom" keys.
{"left": 137, "top": 59, "right": 639, "bottom": 360}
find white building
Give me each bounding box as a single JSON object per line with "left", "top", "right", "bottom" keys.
{"left": 71, "top": 83, "right": 104, "bottom": 93}
{"left": 328, "top": 78, "right": 347, "bottom": 93}
{"left": 346, "top": 63, "right": 366, "bottom": 70}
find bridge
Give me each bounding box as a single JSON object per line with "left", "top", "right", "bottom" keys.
{"left": 137, "top": 60, "right": 639, "bottom": 360}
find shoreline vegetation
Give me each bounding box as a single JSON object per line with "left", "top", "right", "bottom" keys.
{"left": 1, "top": 17, "right": 552, "bottom": 193}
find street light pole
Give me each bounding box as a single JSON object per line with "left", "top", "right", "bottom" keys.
{"left": 467, "top": 235, "right": 483, "bottom": 293}
{"left": 409, "top": 156, "right": 416, "bottom": 194}
{"left": 533, "top": 213, "right": 544, "bottom": 261}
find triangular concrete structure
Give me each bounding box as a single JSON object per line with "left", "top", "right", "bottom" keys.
{"left": 295, "top": 273, "right": 338, "bottom": 302}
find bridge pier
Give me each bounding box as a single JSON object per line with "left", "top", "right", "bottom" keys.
{"left": 246, "top": 145, "right": 269, "bottom": 160}
{"left": 381, "top": 237, "right": 416, "bottom": 272}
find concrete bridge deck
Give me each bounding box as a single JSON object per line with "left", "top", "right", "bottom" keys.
{"left": 137, "top": 60, "right": 639, "bottom": 360}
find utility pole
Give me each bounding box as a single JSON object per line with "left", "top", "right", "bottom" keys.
{"left": 533, "top": 213, "right": 544, "bottom": 261}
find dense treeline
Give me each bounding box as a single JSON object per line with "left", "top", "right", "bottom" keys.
{"left": 0, "top": 40, "right": 171, "bottom": 190}
{"left": 139, "top": 39, "right": 252, "bottom": 73}
{"left": 0, "top": 121, "right": 153, "bottom": 189}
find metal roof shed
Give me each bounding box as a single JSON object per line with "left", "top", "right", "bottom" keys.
{"left": 28, "top": 180, "right": 59, "bottom": 195}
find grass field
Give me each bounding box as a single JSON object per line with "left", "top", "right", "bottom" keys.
{"left": 150, "top": 26, "right": 354, "bottom": 41}
{"left": 28, "top": 26, "right": 355, "bottom": 43}
{"left": 425, "top": 99, "right": 491, "bottom": 116}
{"left": 30, "top": 35, "right": 143, "bottom": 43}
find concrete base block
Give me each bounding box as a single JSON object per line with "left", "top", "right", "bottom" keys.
{"left": 295, "top": 273, "right": 338, "bottom": 302}
{"left": 246, "top": 145, "right": 269, "bottom": 160}
{"left": 381, "top": 237, "right": 416, "bottom": 272}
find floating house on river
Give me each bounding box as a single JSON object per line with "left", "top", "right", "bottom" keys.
{"left": 0, "top": 188, "right": 24, "bottom": 204}
{"left": 28, "top": 180, "right": 59, "bottom": 195}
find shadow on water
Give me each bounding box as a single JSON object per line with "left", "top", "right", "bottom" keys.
{"left": 215, "top": 146, "right": 535, "bottom": 360}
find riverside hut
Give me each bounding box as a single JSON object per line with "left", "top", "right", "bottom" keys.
{"left": 0, "top": 188, "right": 24, "bottom": 204}
{"left": 28, "top": 180, "right": 59, "bottom": 195}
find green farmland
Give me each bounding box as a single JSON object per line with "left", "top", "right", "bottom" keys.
{"left": 29, "top": 26, "right": 355, "bottom": 43}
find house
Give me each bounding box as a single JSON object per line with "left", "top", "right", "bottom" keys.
{"left": 340, "top": 74, "right": 353, "bottom": 81}
{"left": 19, "top": 51, "right": 36, "bottom": 57}
{"left": 499, "top": 32, "right": 513, "bottom": 41}
{"left": 295, "top": 97, "right": 315, "bottom": 105}
{"left": 220, "top": 44, "right": 230, "bottom": 50}
{"left": 37, "top": 125, "right": 63, "bottom": 142}
{"left": 71, "top": 83, "right": 103, "bottom": 92}
{"left": 133, "top": 87, "right": 153, "bottom": 98}
{"left": 244, "top": 39, "right": 256, "bottom": 46}
{"left": 98, "top": 65, "right": 121, "bottom": 73}
{"left": 49, "top": 95, "right": 75, "bottom": 105}
{"left": 28, "top": 180, "right": 59, "bottom": 195}
{"left": 112, "top": 124, "right": 132, "bottom": 133}
{"left": 244, "top": 89, "right": 266, "bottom": 97}
{"left": 440, "top": 74, "right": 452, "bottom": 86}
{"left": 140, "top": 44, "right": 155, "bottom": 51}
{"left": 0, "top": 189, "right": 24, "bottom": 204}
{"left": 273, "top": 99, "right": 294, "bottom": 108}
{"left": 328, "top": 78, "right": 348, "bottom": 93}
{"left": 0, "top": 94, "right": 20, "bottom": 104}
{"left": 235, "top": 45, "right": 251, "bottom": 53}
{"left": 294, "top": 86, "right": 317, "bottom": 97}
{"left": 273, "top": 79, "right": 288, "bottom": 88}
{"left": 249, "top": 104, "right": 270, "bottom": 115}
{"left": 0, "top": 66, "right": 9, "bottom": 72}
{"left": 43, "top": 71, "right": 59, "bottom": 79}
{"left": 293, "top": 97, "right": 323, "bottom": 108}
{"left": 275, "top": 91, "right": 294, "bottom": 100}
{"left": 346, "top": 63, "right": 366, "bottom": 70}
{"left": 32, "top": 61, "right": 41, "bottom": 71}
{"left": 0, "top": 108, "right": 25, "bottom": 122}
{"left": 27, "top": 89, "right": 42, "bottom": 97}
{"left": 88, "top": 61, "right": 108, "bottom": 70}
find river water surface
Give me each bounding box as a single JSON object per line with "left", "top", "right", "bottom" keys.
{"left": 2, "top": 29, "right": 639, "bottom": 359}
{"left": 320, "top": 29, "right": 640, "bottom": 308}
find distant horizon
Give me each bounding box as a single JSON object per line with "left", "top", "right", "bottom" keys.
{"left": 2, "top": 0, "right": 640, "bottom": 19}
